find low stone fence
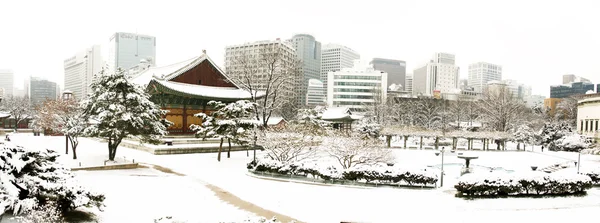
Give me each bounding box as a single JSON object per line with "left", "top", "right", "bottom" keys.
{"left": 71, "top": 163, "right": 139, "bottom": 171}
{"left": 247, "top": 170, "right": 436, "bottom": 189}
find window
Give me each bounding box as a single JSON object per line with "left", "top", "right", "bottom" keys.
{"left": 585, "top": 120, "right": 589, "bottom": 132}
{"left": 596, "top": 120, "right": 599, "bottom": 131}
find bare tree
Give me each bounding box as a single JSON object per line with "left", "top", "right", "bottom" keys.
{"left": 228, "top": 46, "right": 302, "bottom": 128}
{"left": 325, "top": 133, "right": 394, "bottom": 169}
{"left": 554, "top": 97, "right": 577, "bottom": 127}
{"left": 33, "top": 99, "right": 86, "bottom": 159}
{"left": 0, "top": 95, "right": 32, "bottom": 130}
{"left": 478, "top": 86, "right": 528, "bottom": 132}
{"left": 258, "top": 131, "right": 320, "bottom": 163}
{"left": 414, "top": 98, "right": 444, "bottom": 129}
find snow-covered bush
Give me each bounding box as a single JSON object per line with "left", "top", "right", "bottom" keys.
{"left": 579, "top": 168, "right": 600, "bottom": 185}
{"left": 354, "top": 117, "right": 381, "bottom": 138}
{"left": 538, "top": 122, "right": 572, "bottom": 150}
{"left": 455, "top": 171, "right": 593, "bottom": 197}
{"left": 512, "top": 124, "right": 535, "bottom": 150}
{"left": 581, "top": 148, "right": 600, "bottom": 155}
{"left": 247, "top": 158, "right": 437, "bottom": 187}
{"left": 258, "top": 131, "right": 320, "bottom": 163}
{"left": 325, "top": 134, "right": 394, "bottom": 169}
{"left": 554, "top": 133, "right": 591, "bottom": 152}
{"left": 0, "top": 142, "right": 105, "bottom": 217}
{"left": 154, "top": 216, "right": 187, "bottom": 223}
{"left": 12, "top": 201, "right": 65, "bottom": 223}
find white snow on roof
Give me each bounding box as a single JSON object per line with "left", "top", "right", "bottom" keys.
{"left": 321, "top": 107, "right": 356, "bottom": 120}
{"left": 0, "top": 112, "right": 9, "bottom": 119}
{"left": 258, "top": 117, "right": 286, "bottom": 126}
{"left": 131, "top": 55, "right": 202, "bottom": 86}
{"left": 152, "top": 79, "right": 260, "bottom": 100}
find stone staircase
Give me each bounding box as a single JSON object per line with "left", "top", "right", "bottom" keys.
{"left": 538, "top": 161, "right": 574, "bottom": 173}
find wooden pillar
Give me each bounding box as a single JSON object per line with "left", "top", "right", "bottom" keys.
{"left": 435, "top": 136, "right": 439, "bottom": 150}
{"left": 182, "top": 103, "right": 188, "bottom": 134}
{"left": 202, "top": 99, "right": 208, "bottom": 113}
{"left": 404, "top": 136, "right": 408, "bottom": 149}
{"left": 452, "top": 137, "right": 457, "bottom": 150}
{"left": 420, "top": 136, "right": 423, "bottom": 149}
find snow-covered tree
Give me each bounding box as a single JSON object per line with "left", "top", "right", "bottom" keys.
{"left": 554, "top": 133, "right": 591, "bottom": 152}
{"left": 81, "top": 67, "right": 171, "bottom": 161}
{"left": 325, "top": 133, "right": 394, "bottom": 169}
{"left": 294, "top": 106, "right": 330, "bottom": 135}
{"left": 478, "top": 86, "right": 528, "bottom": 132}
{"left": 354, "top": 117, "right": 382, "bottom": 138}
{"left": 227, "top": 46, "right": 303, "bottom": 128}
{"left": 191, "top": 100, "right": 258, "bottom": 161}
{"left": 0, "top": 142, "right": 104, "bottom": 218}
{"left": 538, "top": 122, "right": 573, "bottom": 150}
{"left": 555, "top": 97, "right": 578, "bottom": 126}
{"left": 0, "top": 95, "right": 32, "bottom": 130}
{"left": 12, "top": 201, "right": 65, "bottom": 223}
{"left": 512, "top": 124, "right": 535, "bottom": 150}
{"left": 258, "top": 131, "right": 320, "bottom": 163}
{"left": 414, "top": 98, "right": 445, "bottom": 130}
{"left": 33, "top": 99, "right": 86, "bottom": 159}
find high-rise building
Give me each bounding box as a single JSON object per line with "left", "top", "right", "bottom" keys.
{"left": 412, "top": 53, "right": 460, "bottom": 97}
{"left": 306, "top": 78, "right": 326, "bottom": 106}
{"left": 405, "top": 73, "right": 413, "bottom": 94}
{"left": 108, "top": 32, "right": 156, "bottom": 71}
{"left": 468, "top": 62, "right": 502, "bottom": 93}
{"left": 370, "top": 58, "right": 406, "bottom": 90}
{"left": 563, "top": 74, "right": 591, "bottom": 84}
{"left": 486, "top": 79, "right": 531, "bottom": 100}
{"left": 321, "top": 44, "right": 360, "bottom": 91}
{"left": 64, "top": 45, "right": 103, "bottom": 100}
{"left": 0, "top": 69, "right": 14, "bottom": 97}
{"left": 327, "top": 60, "right": 388, "bottom": 112}
{"left": 29, "top": 77, "right": 57, "bottom": 106}
{"left": 224, "top": 39, "right": 298, "bottom": 106}
{"left": 550, "top": 82, "right": 595, "bottom": 98}
{"left": 288, "top": 34, "right": 321, "bottom": 106}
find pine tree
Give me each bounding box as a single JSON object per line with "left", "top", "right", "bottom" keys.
{"left": 81, "top": 67, "right": 171, "bottom": 161}
{"left": 512, "top": 124, "right": 535, "bottom": 150}
{"left": 0, "top": 142, "right": 104, "bottom": 217}
{"left": 190, "top": 100, "right": 258, "bottom": 161}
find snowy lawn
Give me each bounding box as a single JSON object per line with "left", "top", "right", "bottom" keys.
{"left": 8, "top": 133, "right": 600, "bottom": 223}
{"left": 74, "top": 168, "right": 257, "bottom": 223}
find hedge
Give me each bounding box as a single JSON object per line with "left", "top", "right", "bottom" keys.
{"left": 580, "top": 169, "right": 600, "bottom": 185}
{"left": 455, "top": 171, "right": 593, "bottom": 197}
{"left": 247, "top": 158, "right": 438, "bottom": 187}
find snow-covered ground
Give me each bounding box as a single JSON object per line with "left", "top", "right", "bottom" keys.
{"left": 8, "top": 134, "right": 600, "bottom": 223}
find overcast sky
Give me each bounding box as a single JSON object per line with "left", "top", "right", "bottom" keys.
{"left": 1, "top": 0, "right": 599, "bottom": 97}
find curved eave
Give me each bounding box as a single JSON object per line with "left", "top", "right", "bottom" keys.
{"left": 147, "top": 79, "right": 264, "bottom": 102}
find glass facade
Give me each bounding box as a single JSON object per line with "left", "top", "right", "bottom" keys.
{"left": 108, "top": 32, "right": 156, "bottom": 71}
{"left": 550, "top": 82, "right": 595, "bottom": 98}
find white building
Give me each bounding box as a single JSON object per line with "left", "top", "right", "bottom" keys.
{"left": 321, "top": 44, "right": 360, "bottom": 91}
{"left": 327, "top": 60, "right": 388, "bottom": 112}
{"left": 108, "top": 32, "right": 156, "bottom": 72}
{"left": 468, "top": 62, "right": 502, "bottom": 93}
{"left": 486, "top": 79, "right": 531, "bottom": 101}
{"left": 0, "top": 69, "right": 14, "bottom": 97}
{"left": 306, "top": 78, "right": 326, "bottom": 106}
{"left": 576, "top": 93, "right": 600, "bottom": 140}
{"left": 412, "top": 53, "right": 460, "bottom": 97}
{"left": 405, "top": 73, "right": 413, "bottom": 94}
{"left": 224, "top": 39, "right": 298, "bottom": 103}
{"left": 64, "top": 45, "right": 103, "bottom": 100}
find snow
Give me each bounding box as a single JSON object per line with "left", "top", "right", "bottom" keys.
{"left": 7, "top": 133, "right": 600, "bottom": 222}
{"left": 153, "top": 79, "right": 259, "bottom": 100}
{"left": 130, "top": 55, "right": 201, "bottom": 86}
{"left": 321, "top": 107, "right": 353, "bottom": 120}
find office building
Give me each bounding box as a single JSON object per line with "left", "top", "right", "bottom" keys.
{"left": 108, "top": 32, "right": 156, "bottom": 71}
{"left": 0, "top": 69, "right": 14, "bottom": 97}
{"left": 412, "top": 53, "right": 460, "bottom": 97}
{"left": 370, "top": 58, "right": 406, "bottom": 90}
{"left": 225, "top": 39, "right": 298, "bottom": 105}
{"left": 64, "top": 45, "right": 103, "bottom": 99}
{"left": 321, "top": 44, "right": 360, "bottom": 91}
{"left": 289, "top": 34, "right": 322, "bottom": 106}
{"left": 29, "top": 77, "right": 58, "bottom": 106}
{"left": 327, "top": 60, "right": 388, "bottom": 112}
{"left": 306, "top": 78, "right": 326, "bottom": 106}
{"left": 405, "top": 74, "right": 413, "bottom": 94}
{"left": 468, "top": 62, "right": 502, "bottom": 93}
{"left": 550, "top": 82, "right": 595, "bottom": 98}
{"left": 563, "top": 74, "right": 590, "bottom": 84}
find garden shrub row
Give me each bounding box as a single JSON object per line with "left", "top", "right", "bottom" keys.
{"left": 455, "top": 171, "right": 593, "bottom": 197}
{"left": 247, "top": 158, "right": 438, "bottom": 187}
{"left": 580, "top": 169, "right": 600, "bottom": 185}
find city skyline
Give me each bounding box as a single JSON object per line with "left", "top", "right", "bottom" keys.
{"left": 1, "top": 0, "right": 600, "bottom": 97}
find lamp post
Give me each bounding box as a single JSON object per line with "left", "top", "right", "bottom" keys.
{"left": 62, "top": 90, "right": 73, "bottom": 155}
{"left": 577, "top": 151, "right": 581, "bottom": 174}
{"left": 435, "top": 147, "right": 445, "bottom": 187}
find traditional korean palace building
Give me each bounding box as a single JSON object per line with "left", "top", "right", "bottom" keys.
{"left": 130, "top": 51, "right": 262, "bottom": 134}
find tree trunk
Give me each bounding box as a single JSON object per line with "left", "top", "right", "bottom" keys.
{"left": 227, "top": 138, "right": 232, "bottom": 158}
{"left": 404, "top": 136, "right": 408, "bottom": 148}
{"left": 108, "top": 137, "right": 121, "bottom": 161}
{"left": 420, "top": 136, "right": 423, "bottom": 149}
{"left": 65, "top": 135, "right": 69, "bottom": 154}
{"left": 517, "top": 142, "right": 521, "bottom": 150}
{"left": 435, "top": 136, "right": 439, "bottom": 150}
{"left": 386, "top": 135, "right": 391, "bottom": 147}
{"left": 69, "top": 136, "right": 78, "bottom": 160}
{"left": 218, "top": 138, "right": 223, "bottom": 162}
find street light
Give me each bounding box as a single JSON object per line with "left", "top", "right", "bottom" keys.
{"left": 62, "top": 90, "right": 73, "bottom": 155}
{"left": 577, "top": 151, "right": 581, "bottom": 174}
{"left": 435, "top": 147, "right": 445, "bottom": 187}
